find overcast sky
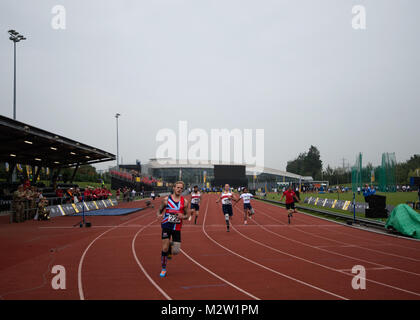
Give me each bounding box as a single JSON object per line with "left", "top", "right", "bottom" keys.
{"left": 0, "top": 0, "right": 419, "bottom": 172}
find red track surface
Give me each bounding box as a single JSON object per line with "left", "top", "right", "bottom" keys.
{"left": 1, "top": 195, "right": 419, "bottom": 300}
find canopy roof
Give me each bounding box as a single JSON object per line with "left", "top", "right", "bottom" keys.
{"left": 0, "top": 115, "right": 115, "bottom": 168}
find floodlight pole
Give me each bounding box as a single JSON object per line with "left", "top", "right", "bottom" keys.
{"left": 8, "top": 29, "right": 26, "bottom": 120}
{"left": 115, "top": 113, "right": 121, "bottom": 171}
{"left": 13, "top": 41, "right": 16, "bottom": 120}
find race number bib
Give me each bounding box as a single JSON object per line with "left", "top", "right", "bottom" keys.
{"left": 168, "top": 214, "right": 180, "bottom": 224}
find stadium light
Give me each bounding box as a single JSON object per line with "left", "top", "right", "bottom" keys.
{"left": 8, "top": 29, "right": 27, "bottom": 120}
{"left": 115, "top": 113, "right": 121, "bottom": 171}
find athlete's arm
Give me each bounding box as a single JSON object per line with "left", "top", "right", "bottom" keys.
{"left": 156, "top": 197, "right": 168, "bottom": 219}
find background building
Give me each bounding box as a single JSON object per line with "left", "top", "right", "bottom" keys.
{"left": 144, "top": 158, "right": 312, "bottom": 190}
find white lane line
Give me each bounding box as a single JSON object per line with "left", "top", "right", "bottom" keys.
{"left": 131, "top": 219, "right": 172, "bottom": 300}
{"left": 180, "top": 198, "right": 260, "bottom": 300}
{"left": 203, "top": 196, "right": 348, "bottom": 300}
{"left": 256, "top": 199, "right": 420, "bottom": 249}
{"left": 235, "top": 218, "right": 420, "bottom": 297}
{"left": 77, "top": 210, "right": 153, "bottom": 300}
{"left": 180, "top": 249, "right": 260, "bottom": 300}
{"left": 256, "top": 205, "right": 420, "bottom": 273}
{"left": 337, "top": 267, "right": 393, "bottom": 272}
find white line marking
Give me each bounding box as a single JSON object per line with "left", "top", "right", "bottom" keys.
{"left": 338, "top": 267, "right": 393, "bottom": 272}
{"left": 235, "top": 219, "right": 420, "bottom": 297}
{"left": 181, "top": 249, "right": 260, "bottom": 300}
{"left": 77, "top": 210, "right": 153, "bottom": 300}
{"left": 203, "top": 196, "right": 348, "bottom": 300}
{"left": 246, "top": 208, "right": 420, "bottom": 296}
{"left": 256, "top": 204, "right": 420, "bottom": 270}
{"left": 257, "top": 199, "right": 420, "bottom": 247}
{"left": 180, "top": 198, "right": 260, "bottom": 300}
{"left": 131, "top": 219, "right": 172, "bottom": 300}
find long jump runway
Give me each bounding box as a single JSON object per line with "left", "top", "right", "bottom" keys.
{"left": 0, "top": 195, "right": 419, "bottom": 300}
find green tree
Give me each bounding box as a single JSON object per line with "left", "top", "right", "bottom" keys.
{"left": 286, "top": 145, "right": 323, "bottom": 179}
{"left": 304, "top": 145, "right": 322, "bottom": 179}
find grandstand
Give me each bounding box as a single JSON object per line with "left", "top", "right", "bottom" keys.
{"left": 0, "top": 115, "right": 116, "bottom": 214}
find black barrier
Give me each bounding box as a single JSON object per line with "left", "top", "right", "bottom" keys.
{"left": 75, "top": 202, "right": 84, "bottom": 213}
{"left": 61, "top": 204, "right": 76, "bottom": 215}
{"left": 85, "top": 202, "right": 97, "bottom": 211}
{"left": 46, "top": 199, "right": 119, "bottom": 218}
{"left": 48, "top": 206, "right": 63, "bottom": 218}
{"left": 303, "top": 197, "right": 394, "bottom": 215}
{"left": 95, "top": 200, "right": 105, "bottom": 209}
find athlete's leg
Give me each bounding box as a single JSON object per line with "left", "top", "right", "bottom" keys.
{"left": 194, "top": 210, "right": 199, "bottom": 224}
{"left": 160, "top": 236, "right": 170, "bottom": 277}
{"left": 168, "top": 238, "right": 173, "bottom": 259}
{"left": 188, "top": 209, "right": 194, "bottom": 221}
{"left": 171, "top": 242, "right": 181, "bottom": 255}
{"left": 243, "top": 209, "right": 248, "bottom": 224}
{"left": 224, "top": 213, "right": 230, "bottom": 231}
{"left": 249, "top": 207, "right": 255, "bottom": 217}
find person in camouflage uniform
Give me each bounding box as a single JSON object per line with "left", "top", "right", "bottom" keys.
{"left": 29, "top": 186, "right": 39, "bottom": 220}
{"left": 37, "top": 198, "right": 51, "bottom": 221}
{"left": 23, "top": 186, "right": 33, "bottom": 221}
{"left": 12, "top": 185, "right": 25, "bottom": 223}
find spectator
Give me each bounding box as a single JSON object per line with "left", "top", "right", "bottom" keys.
{"left": 37, "top": 198, "right": 51, "bottom": 221}
{"left": 123, "top": 187, "right": 129, "bottom": 202}
{"left": 116, "top": 188, "right": 121, "bottom": 201}
{"left": 56, "top": 187, "right": 64, "bottom": 204}
{"left": 370, "top": 185, "right": 376, "bottom": 195}
{"left": 131, "top": 188, "right": 136, "bottom": 201}
{"left": 418, "top": 185, "right": 420, "bottom": 203}
{"left": 83, "top": 187, "right": 91, "bottom": 201}
{"left": 66, "top": 188, "right": 74, "bottom": 204}
{"left": 73, "top": 188, "right": 80, "bottom": 203}
{"left": 12, "top": 185, "right": 25, "bottom": 223}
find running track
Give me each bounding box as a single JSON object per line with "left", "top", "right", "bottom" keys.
{"left": 0, "top": 195, "right": 419, "bottom": 300}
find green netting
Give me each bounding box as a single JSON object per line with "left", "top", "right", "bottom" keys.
{"left": 378, "top": 153, "right": 396, "bottom": 192}
{"left": 351, "top": 152, "right": 396, "bottom": 192}
{"left": 385, "top": 204, "right": 420, "bottom": 239}
{"left": 351, "top": 153, "right": 371, "bottom": 192}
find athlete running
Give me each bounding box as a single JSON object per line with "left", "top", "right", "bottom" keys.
{"left": 216, "top": 184, "right": 239, "bottom": 232}
{"left": 280, "top": 185, "right": 299, "bottom": 224}
{"left": 156, "top": 181, "right": 190, "bottom": 277}
{"left": 189, "top": 185, "right": 201, "bottom": 224}
{"left": 240, "top": 187, "right": 255, "bottom": 225}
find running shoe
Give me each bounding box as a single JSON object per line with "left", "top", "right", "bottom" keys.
{"left": 160, "top": 269, "right": 167, "bottom": 277}
{"left": 167, "top": 254, "right": 172, "bottom": 260}
{"left": 188, "top": 216, "right": 192, "bottom": 221}
{"left": 227, "top": 226, "right": 230, "bottom": 232}
{"left": 244, "top": 220, "right": 247, "bottom": 225}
